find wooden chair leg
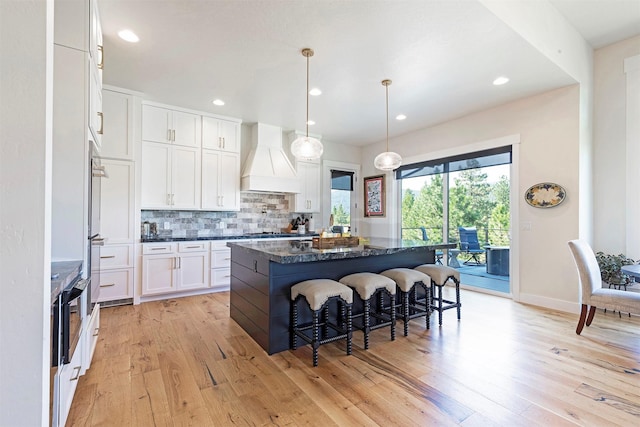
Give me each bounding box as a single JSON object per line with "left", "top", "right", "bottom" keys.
{"left": 585, "top": 305, "right": 597, "bottom": 326}
{"left": 576, "top": 304, "right": 588, "bottom": 335}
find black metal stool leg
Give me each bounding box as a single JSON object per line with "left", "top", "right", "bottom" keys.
{"left": 312, "top": 310, "right": 320, "bottom": 367}
{"left": 291, "top": 299, "right": 298, "bottom": 350}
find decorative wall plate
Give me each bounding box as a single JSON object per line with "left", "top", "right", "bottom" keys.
{"left": 525, "top": 182, "right": 566, "bottom": 208}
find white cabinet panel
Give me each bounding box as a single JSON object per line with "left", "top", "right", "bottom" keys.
{"left": 99, "top": 245, "right": 133, "bottom": 269}
{"left": 101, "top": 90, "right": 133, "bottom": 160}
{"left": 98, "top": 269, "right": 133, "bottom": 301}
{"left": 172, "top": 146, "right": 201, "bottom": 209}
{"left": 295, "top": 161, "right": 321, "bottom": 213}
{"left": 212, "top": 268, "right": 231, "bottom": 288}
{"left": 177, "top": 253, "right": 210, "bottom": 291}
{"left": 202, "top": 116, "right": 240, "bottom": 152}
{"left": 212, "top": 249, "right": 231, "bottom": 268}
{"left": 100, "top": 160, "right": 134, "bottom": 244}
{"left": 142, "top": 104, "right": 201, "bottom": 147}
{"left": 202, "top": 150, "right": 240, "bottom": 211}
{"left": 57, "top": 340, "right": 82, "bottom": 427}
{"left": 142, "top": 255, "right": 176, "bottom": 295}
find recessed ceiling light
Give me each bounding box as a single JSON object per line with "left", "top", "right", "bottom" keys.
{"left": 212, "top": 99, "right": 225, "bottom": 106}
{"left": 118, "top": 29, "right": 139, "bottom": 43}
{"left": 306, "top": 120, "right": 315, "bottom": 126}
{"left": 309, "top": 88, "right": 322, "bottom": 96}
{"left": 493, "top": 76, "right": 509, "bottom": 86}
{"left": 396, "top": 114, "right": 406, "bottom": 121}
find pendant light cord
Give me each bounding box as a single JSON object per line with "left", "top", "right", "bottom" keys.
{"left": 306, "top": 52, "right": 310, "bottom": 138}
{"left": 386, "top": 82, "right": 389, "bottom": 152}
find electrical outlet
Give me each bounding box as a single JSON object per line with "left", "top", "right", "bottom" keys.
{"left": 164, "top": 222, "right": 170, "bottom": 229}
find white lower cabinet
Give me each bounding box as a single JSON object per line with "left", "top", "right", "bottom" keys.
{"left": 142, "top": 242, "right": 210, "bottom": 296}
{"left": 211, "top": 240, "right": 231, "bottom": 289}
{"left": 57, "top": 341, "right": 83, "bottom": 427}
{"left": 98, "top": 269, "right": 133, "bottom": 301}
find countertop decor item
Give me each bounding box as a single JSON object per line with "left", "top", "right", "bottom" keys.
{"left": 374, "top": 79, "right": 402, "bottom": 171}
{"left": 290, "top": 48, "right": 323, "bottom": 161}
{"left": 525, "top": 182, "right": 566, "bottom": 208}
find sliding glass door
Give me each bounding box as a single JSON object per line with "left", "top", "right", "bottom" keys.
{"left": 398, "top": 147, "right": 511, "bottom": 293}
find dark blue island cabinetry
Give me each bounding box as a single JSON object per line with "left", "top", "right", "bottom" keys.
{"left": 228, "top": 239, "right": 454, "bottom": 354}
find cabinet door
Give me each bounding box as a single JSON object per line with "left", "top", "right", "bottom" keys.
{"left": 172, "top": 146, "right": 201, "bottom": 209}
{"left": 172, "top": 111, "right": 201, "bottom": 147}
{"left": 88, "top": 61, "right": 103, "bottom": 150}
{"left": 142, "top": 255, "right": 176, "bottom": 295}
{"left": 101, "top": 90, "right": 133, "bottom": 160}
{"left": 141, "top": 141, "right": 171, "bottom": 208}
{"left": 219, "top": 152, "right": 240, "bottom": 210}
{"left": 57, "top": 340, "right": 83, "bottom": 427}
{"left": 295, "top": 161, "right": 321, "bottom": 212}
{"left": 177, "top": 253, "right": 210, "bottom": 290}
{"left": 100, "top": 160, "right": 134, "bottom": 243}
{"left": 142, "top": 105, "right": 171, "bottom": 143}
{"left": 201, "top": 150, "right": 221, "bottom": 209}
{"left": 202, "top": 116, "right": 221, "bottom": 150}
{"left": 219, "top": 120, "right": 240, "bottom": 152}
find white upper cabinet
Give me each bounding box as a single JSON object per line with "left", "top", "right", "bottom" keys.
{"left": 88, "top": 60, "right": 103, "bottom": 150}
{"left": 295, "top": 160, "right": 321, "bottom": 213}
{"left": 54, "top": 0, "right": 89, "bottom": 50}
{"left": 202, "top": 116, "right": 240, "bottom": 152}
{"left": 202, "top": 150, "right": 240, "bottom": 211}
{"left": 141, "top": 141, "right": 201, "bottom": 209}
{"left": 142, "top": 104, "right": 201, "bottom": 148}
{"left": 101, "top": 89, "right": 133, "bottom": 160}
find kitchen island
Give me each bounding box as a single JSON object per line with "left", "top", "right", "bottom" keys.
{"left": 228, "top": 238, "right": 455, "bottom": 354}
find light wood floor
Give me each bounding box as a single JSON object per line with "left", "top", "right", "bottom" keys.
{"left": 67, "top": 288, "right": 640, "bottom": 426}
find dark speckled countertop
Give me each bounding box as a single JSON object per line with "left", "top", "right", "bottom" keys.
{"left": 227, "top": 238, "right": 456, "bottom": 264}
{"left": 141, "top": 233, "right": 318, "bottom": 243}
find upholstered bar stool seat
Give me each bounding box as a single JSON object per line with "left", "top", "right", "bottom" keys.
{"left": 291, "top": 279, "right": 353, "bottom": 367}
{"left": 339, "top": 272, "right": 396, "bottom": 349}
{"left": 414, "top": 264, "right": 461, "bottom": 326}
{"left": 380, "top": 268, "right": 431, "bottom": 336}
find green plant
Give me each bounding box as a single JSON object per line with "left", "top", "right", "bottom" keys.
{"left": 595, "top": 252, "right": 636, "bottom": 285}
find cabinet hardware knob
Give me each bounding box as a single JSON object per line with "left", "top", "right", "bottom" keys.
{"left": 186, "top": 245, "right": 199, "bottom": 248}
{"left": 172, "top": 129, "right": 176, "bottom": 141}
{"left": 97, "top": 112, "right": 104, "bottom": 135}
{"left": 100, "top": 255, "right": 116, "bottom": 259}
{"left": 100, "top": 283, "right": 116, "bottom": 287}
{"left": 167, "top": 129, "right": 172, "bottom": 142}
{"left": 151, "top": 247, "right": 165, "bottom": 251}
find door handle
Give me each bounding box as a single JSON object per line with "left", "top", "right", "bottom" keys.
{"left": 97, "top": 45, "right": 104, "bottom": 69}
{"left": 100, "top": 255, "right": 115, "bottom": 259}
{"left": 100, "top": 283, "right": 116, "bottom": 287}
{"left": 97, "top": 112, "right": 104, "bottom": 135}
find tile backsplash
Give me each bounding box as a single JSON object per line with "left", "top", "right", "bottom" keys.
{"left": 141, "top": 192, "right": 310, "bottom": 238}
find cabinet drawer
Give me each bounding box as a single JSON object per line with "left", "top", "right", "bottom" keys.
{"left": 212, "top": 249, "right": 231, "bottom": 268}
{"left": 99, "top": 245, "right": 133, "bottom": 269}
{"left": 143, "top": 243, "right": 175, "bottom": 254}
{"left": 178, "top": 241, "right": 209, "bottom": 252}
{"left": 98, "top": 269, "right": 133, "bottom": 301}
{"left": 211, "top": 240, "right": 230, "bottom": 250}
{"left": 212, "top": 268, "right": 231, "bottom": 287}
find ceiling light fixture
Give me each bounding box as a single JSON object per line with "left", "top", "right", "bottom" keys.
{"left": 396, "top": 114, "right": 407, "bottom": 121}
{"left": 291, "top": 48, "right": 323, "bottom": 161}
{"left": 212, "top": 99, "right": 225, "bottom": 106}
{"left": 374, "top": 79, "right": 402, "bottom": 171}
{"left": 118, "top": 29, "right": 139, "bottom": 43}
{"left": 309, "top": 88, "right": 322, "bottom": 96}
{"left": 493, "top": 76, "right": 509, "bottom": 86}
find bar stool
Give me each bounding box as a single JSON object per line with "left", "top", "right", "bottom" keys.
{"left": 339, "top": 272, "right": 396, "bottom": 349}
{"left": 414, "top": 264, "right": 461, "bottom": 326}
{"left": 290, "top": 279, "right": 353, "bottom": 367}
{"left": 379, "top": 268, "right": 432, "bottom": 336}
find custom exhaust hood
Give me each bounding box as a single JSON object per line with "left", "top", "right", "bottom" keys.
{"left": 241, "top": 123, "right": 301, "bottom": 193}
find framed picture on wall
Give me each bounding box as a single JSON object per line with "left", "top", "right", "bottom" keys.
{"left": 364, "top": 175, "right": 385, "bottom": 217}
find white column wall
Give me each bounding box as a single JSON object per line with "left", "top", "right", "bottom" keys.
{"left": 0, "top": 0, "right": 53, "bottom": 425}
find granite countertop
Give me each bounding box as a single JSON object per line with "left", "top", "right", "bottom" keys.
{"left": 227, "top": 238, "right": 457, "bottom": 264}
{"left": 141, "top": 233, "right": 319, "bottom": 243}
{"left": 51, "top": 260, "right": 83, "bottom": 305}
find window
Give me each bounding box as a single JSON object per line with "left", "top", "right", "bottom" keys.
{"left": 330, "top": 170, "right": 354, "bottom": 231}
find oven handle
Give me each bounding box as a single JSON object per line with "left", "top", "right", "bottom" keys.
{"left": 66, "top": 278, "right": 89, "bottom": 302}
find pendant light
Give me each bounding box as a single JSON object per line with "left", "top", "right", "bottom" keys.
{"left": 374, "top": 79, "right": 402, "bottom": 171}
{"left": 291, "top": 48, "right": 323, "bottom": 161}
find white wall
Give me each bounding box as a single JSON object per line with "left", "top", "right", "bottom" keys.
{"left": 0, "top": 0, "right": 53, "bottom": 425}
{"left": 593, "top": 35, "right": 640, "bottom": 257}
{"left": 362, "top": 85, "right": 581, "bottom": 311}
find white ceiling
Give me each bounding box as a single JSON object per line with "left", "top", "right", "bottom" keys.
{"left": 98, "top": 0, "right": 640, "bottom": 146}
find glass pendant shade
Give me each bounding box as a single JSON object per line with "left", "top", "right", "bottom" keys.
{"left": 291, "top": 135, "right": 323, "bottom": 160}
{"left": 292, "top": 48, "right": 323, "bottom": 161}
{"left": 375, "top": 79, "right": 402, "bottom": 171}
{"left": 374, "top": 151, "right": 402, "bottom": 170}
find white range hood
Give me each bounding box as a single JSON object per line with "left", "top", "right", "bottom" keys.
{"left": 241, "top": 123, "right": 301, "bottom": 193}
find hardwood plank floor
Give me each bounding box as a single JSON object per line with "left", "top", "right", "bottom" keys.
{"left": 67, "top": 289, "right": 640, "bottom": 426}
